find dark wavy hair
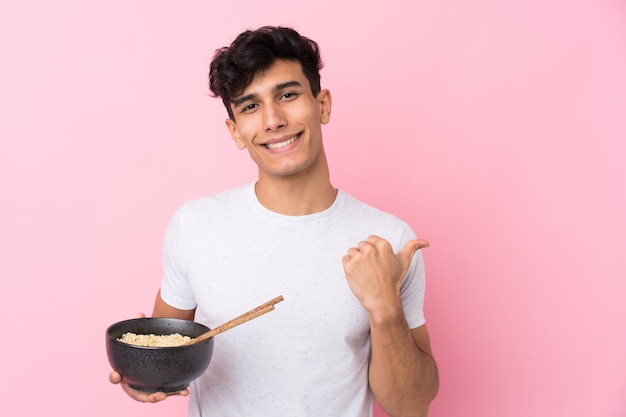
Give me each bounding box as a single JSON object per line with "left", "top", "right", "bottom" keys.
{"left": 209, "top": 26, "right": 324, "bottom": 120}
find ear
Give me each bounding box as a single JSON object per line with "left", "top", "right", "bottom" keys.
{"left": 317, "top": 89, "right": 332, "bottom": 125}
{"left": 225, "top": 119, "right": 247, "bottom": 150}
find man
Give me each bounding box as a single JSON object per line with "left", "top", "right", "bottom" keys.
{"left": 109, "top": 26, "right": 438, "bottom": 417}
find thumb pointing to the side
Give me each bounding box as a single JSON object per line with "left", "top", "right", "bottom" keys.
{"left": 397, "top": 238, "right": 430, "bottom": 275}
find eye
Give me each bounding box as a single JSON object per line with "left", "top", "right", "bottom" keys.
{"left": 280, "top": 92, "right": 299, "bottom": 101}
{"left": 241, "top": 103, "right": 258, "bottom": 113}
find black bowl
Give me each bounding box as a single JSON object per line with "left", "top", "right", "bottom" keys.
{"left": 106, "top": 318, "right": 214, "bottom": 393}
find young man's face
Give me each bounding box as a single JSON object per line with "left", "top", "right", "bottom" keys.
{"left": 225, "top": 59, "right": 332, "bottom": 181}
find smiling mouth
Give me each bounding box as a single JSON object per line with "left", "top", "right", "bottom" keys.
{"left": 264, "top": 134, "right": 300, "bottom": 150}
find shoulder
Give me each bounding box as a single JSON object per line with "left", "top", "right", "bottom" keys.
{"left": 178, "top": 183, "right": 251, "bottom": 213}
{"left": 339, "top": 191, "right": 411, "bottom": 227}
{"left": 336, "top": 191, "right": 417, "bottom": 246}
{"left": 169, "top": 183, "right": 253, "bottom": 228}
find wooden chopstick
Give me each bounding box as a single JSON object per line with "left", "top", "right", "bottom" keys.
{"left": 187, "top": 295, "right": 284, "bottom": 345}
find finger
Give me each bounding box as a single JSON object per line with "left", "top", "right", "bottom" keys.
{"left": 174, "top": 388, "right": 190, "bottom": 397}
{"left": 120, "top": 381, "right": 167, "bottom": 403}
{"left": 356, "top": 241, "right": 369, "bottom": 251}
{"left": 346, "top": 247, "right": 361, "bottom": 257}
{"left": 365, "top": 235, "right": 395, "bottom": 253}
{"left": 156, "top": 388, "right": 189, "bottom": 400}
{"left": 109, "top": 371, "right": 122, "bottom": 384}
{"left": 397, "top": 238, "right": 430, "bottom": 269}
{"left": 366, "top": 235, "right": 382, "bottom": 244}
{"left": 146, "top": 391, "right": 168, "bottom": 403}
{"left": 359, "top": 235, "right": 389, "bottom": 252}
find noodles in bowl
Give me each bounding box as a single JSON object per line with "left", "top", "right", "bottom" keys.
{"left": 117, "top": 332, "right": 191, "bottom": 347}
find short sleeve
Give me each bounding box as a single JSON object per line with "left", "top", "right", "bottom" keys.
{"left": 398, "top": 226, "right": 427, "bottom": 329}
{"left": 159, "top": 205, "right": 198, "bottom": 310}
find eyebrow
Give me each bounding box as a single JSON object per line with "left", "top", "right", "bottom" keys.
{"left": 232, "top": 81, "right": 303, "bottom": 108}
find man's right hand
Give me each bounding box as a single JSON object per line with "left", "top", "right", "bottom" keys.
{"left": 108, "top": 370, "right": 189, "bottom": 402}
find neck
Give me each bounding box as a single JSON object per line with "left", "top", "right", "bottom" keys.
{"left": 254, "top": 155, "right": 337, "bottom": 216}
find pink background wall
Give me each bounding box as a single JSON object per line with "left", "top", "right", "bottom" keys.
{"left": 1, "top": 1, "right": 625, "bottom": 416}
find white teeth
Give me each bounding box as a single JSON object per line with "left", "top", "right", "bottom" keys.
{"left": 266, "top": 136, "right": 297, "bottom": 149}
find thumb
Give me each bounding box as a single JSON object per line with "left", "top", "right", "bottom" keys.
{"left": 397, "top": 238, "right": 430, "bottom": 271}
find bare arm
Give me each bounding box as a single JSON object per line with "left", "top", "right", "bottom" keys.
{"left": 369, "top": 321, "right": 438, "bottom": 416}
{"left": 343, "top": 236, "right": 439, "bottom": 417}
{"left": 152, "top": 289, "right": 196, "bottom": 320}
{"left": 108, "top": 289, "right": 196, "bottom": 403}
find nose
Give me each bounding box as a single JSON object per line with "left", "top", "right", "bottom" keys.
{"left": 263, "top": 103, "right": 286, "bottom": 131}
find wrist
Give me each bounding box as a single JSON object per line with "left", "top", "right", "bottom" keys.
{"left": 368, "top": 301, "right": 406, "bottom": 329}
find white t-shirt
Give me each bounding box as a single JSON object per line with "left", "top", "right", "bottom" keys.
{"left": 160, "top": 183, "right": 426, "bottom": 417}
